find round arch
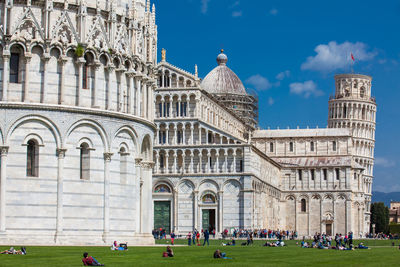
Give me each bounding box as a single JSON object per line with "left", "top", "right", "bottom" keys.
{"left": 65, "top": 119, "right": 109, "bottom": 151}
{"left": 5, "top": 115, "right": 62, "bottom": 148}
{"left": 112, "top": 125, "right": 139, "bottom": 157}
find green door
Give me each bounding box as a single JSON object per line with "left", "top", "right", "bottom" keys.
{"left": 154, "top": 201, "right": 171, "bottom": 234}
{"left": 202, "top": 209, "right": 210, "bottom": 231}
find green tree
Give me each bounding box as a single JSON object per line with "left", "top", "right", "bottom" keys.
{"left": 370, "top": 202, "right": 389, "bottom": 233}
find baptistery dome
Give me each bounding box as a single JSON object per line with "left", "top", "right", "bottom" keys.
{"left": 201, "top": 50, "right": 247, "bottom": 95}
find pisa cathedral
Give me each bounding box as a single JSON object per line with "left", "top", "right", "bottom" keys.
{"left": 0, "top": 0, "right": 375, "bottom": 245}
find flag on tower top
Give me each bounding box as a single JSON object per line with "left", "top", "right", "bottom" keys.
{"left": 351, "top": 53, "right": 355, "bottom": 61}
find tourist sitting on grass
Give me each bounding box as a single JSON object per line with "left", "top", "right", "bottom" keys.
{"left": 111, "top": 241, "right": 119, "bottom": 250}
{"left": 82, "top": 252, "right": 104, "bottom": 266}
{"left": 301, "top": 241, "right": 309, "bottom": 248}
{"left": 213, "top": 249, "right": 228, "bottom": 259}
{"left": 163, "top": 246, "right": 174, "bottom": 258}
{"left": 0, "top": 247, "right": 26, "bottom": 255}
{"left": 162, "top": 246, "right": 174, "bottom": 257}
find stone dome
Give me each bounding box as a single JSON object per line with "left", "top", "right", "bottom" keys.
{"left": 201, "top": 50, "right": 247, "bottom": 95}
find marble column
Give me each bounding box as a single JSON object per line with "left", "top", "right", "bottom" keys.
{"left": 232, "top": 152, "right": 237, "bottom": 173}
{"left": 135, "top": 158, "right": 142, "bottom": 233}
{"left": 173, "top": 126, "right": 177, "bottom": 145}
{"left": 165, "top": 154, "right": 169, "bottom": 174}
{"left": 207, "top": 152, "right": 211, "bottom": 173}
{"left": 174, "top": 190, "right": 178, "bottom": 232}
{"left": 92, "top": 62, "right": 101, "bottom": 108}
{"left": 76, "top": 57, "right": 86, "bottom": 106}
{"left": 41, "top": 53, "right": 50, "bottom": 103}
{"left": 166, "top": 124, "right": 170, "bottom": 145}
{"left": 199, "top": 152, "right": 203, "bottom": 173}
{"left": 190, "top": 126, "right": 194, "bottom": 145}
{"left": 173, "top": 152, "right": 177, "bottom": 173}
{"left": 58, "top": 57, "right": 68, "bottom": 104}
{"left": 193, "top": 191, "right": 199, "bottom": 230}
{"left": 169, "top": 99, "right": 172, "bottom": 118}
{"left": 55, "top": 148, "right": 67, "bottom": 242}
{"left": 215, "top": 152, "right": 220, "bottom": 173}
{"left": 218, "top": 191, "right": 224, "bottom": 234}
{"left": 140, "top": 161, "right": 155, "bottom": 235}
{"left": 0, "top": 147, "right": 9, "bottom": 232}
{"left": 1, "top": 53, "right": 10, "bottom": 101}
{"left": 103, "top": 152, "right": 113, "bottom": 242}
{"left": 24, "top": 54, "right": 32, "bottom": 102}
{"left": 190, "top": 152, "right": 194, "bottom": 173}
{"left": 224, "top": 151, "right": 228, "bottom": 173}
{"left": 155, "top": 153, "right": 159, "bottom": 174}
{"left": 106, "top": 66, "right": 115, "bottom": 110}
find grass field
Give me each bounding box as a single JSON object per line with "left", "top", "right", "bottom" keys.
{"left": 0, "top": 239, "right": 398, "bottom": 267}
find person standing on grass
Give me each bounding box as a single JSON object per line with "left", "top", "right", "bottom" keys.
{"left": 187, "top": 232, "right": 192, "bottom": 246}
{"left": 203, "top": 229, "right": 210, "bottom": 246}
{"left": 192, "top": 230, "right": 197, "bottom": 245}
{"left": 196, "top": 231, "right": 201, "bottom": 245}
{"left": 170, "top": 231, "right": 176, "bottom": 245}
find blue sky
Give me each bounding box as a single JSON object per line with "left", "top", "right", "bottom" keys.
{"left": 154, "top": 0, "right": 400, "bottom": 192}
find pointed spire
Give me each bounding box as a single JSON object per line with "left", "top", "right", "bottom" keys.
{"left": 195, "top": 65, "right": 198, "bottom": 78}
{"left": 146, "top": 0, "right": 150, "bottom": 13}
{"left": 152, "top": 3, "right": 156, "bottom": 13}
{"left": 161, "top": 48, "right": 166, "bottom": 62}
{"left": 64, "top": 0, "right": 68, "bottom": 10}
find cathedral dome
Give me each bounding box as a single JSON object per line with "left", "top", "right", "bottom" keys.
{"left": 201, "top": 50, "right": 247, "bottom": 95}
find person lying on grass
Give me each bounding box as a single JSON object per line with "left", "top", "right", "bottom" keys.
{"left": 162, "top": 246, "right": 174, "bottom": 257}
{"left": 0, "top": 247, "right": 26, "bottom": 255}
{"left": 213, "top": 249, "right": 231, "bottom": 259}
{"left": 222, "top": 238, "right": 236, "bottom": 246}
{"left": 82, "top": 252, "right": 105, "bottom": 266}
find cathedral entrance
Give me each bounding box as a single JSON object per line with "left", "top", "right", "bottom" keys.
{"left": 154, "top": 201, "right": 171, "bottom": 234}
{"left": 202, "top": 209, "right": 216, "bottom": 232}
{"left": 326, "top": 223, "right": 332, "bottom": 236}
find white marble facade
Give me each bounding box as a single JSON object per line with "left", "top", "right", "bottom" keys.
{"left": 0, "top": 0, "right": 157, "bottom": 245}
{"left": 153, "top": 50, "right": 376, "bottom": 238}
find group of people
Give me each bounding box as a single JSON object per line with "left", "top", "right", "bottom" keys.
{"left": 298, "top": 232, "right": 369, "bottom": 250}
{"left": 0, "top": 247, "right": 27, "bottom": 255}
{"left": 185, "top": 229, "right": 211, "bottom": 246}
{"left": 230, "top": 229, "right": 298, "bottom": 240}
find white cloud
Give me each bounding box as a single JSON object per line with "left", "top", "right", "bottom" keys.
{"left": 301, "top": 41, "right": 377, "bottom": 72}
{"left": 201, "top": 0, "right": 210, "bottom": 14}
{"left": 268, "top": 97, "right": 274, "bottom": 106}
{"left": 232, "top": 11, "right": 242, "bottom": 17}
{"left": 246, "top": 74, "right": 272, "bottom": 91}
{"left": 230, "top": 1, "right": 240, "bottom": 8}
{"left": 276, "top": 70, "right": 290, "bottom": 81}
{"left": 375, "top": 157, "right": 396, "bottom": 168}
{"left": 269, "top": 8, "right": 278, "bottom": 16}
{"left": 289, "top": 80, "right": 323, "bottom": 98}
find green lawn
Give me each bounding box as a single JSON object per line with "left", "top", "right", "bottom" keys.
{"left": 0, "top": 240, "right": 398, "bottom": 266}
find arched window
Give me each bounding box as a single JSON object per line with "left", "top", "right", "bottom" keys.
{"left": 289, "top": 142, "right": 294, "bottom": 152}
{"left": 301, "top": 199, "right": 306, "bottom": 212}
{"left": 202, "top": 194, "right": 216, "bottom": 204}
{"left": 82, "top": 61, "right": 89, "bottom": 89}
{"left": 310, "top": 141, "right": 315, "bottom": 152}
{"left": 120, "top": 147, "right": 128, "bottom": 184}
{"left": 360, "top": 87, "right": 365, "bottom": 98}
{"left": 332, "top": 141, "right": 337, "bottom": 151}
{"left": 10, "top": 52, "right": 20, "bottom": 83}
{"left": 26, "top": 139, "right": 39, "bottom": 177}
{"left": 80, "top": 143, "right": 90, "bottom": 180}
{"left": 269, "top": 142, "right": 274, "bottom": 153}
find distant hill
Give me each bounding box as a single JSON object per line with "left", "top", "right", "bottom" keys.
{"left": 372, "top": 191, "right": 400, "bottom": 206}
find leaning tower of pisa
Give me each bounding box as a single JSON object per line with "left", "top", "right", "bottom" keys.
{"left": 328, "top": 74, "right": 377, "bottom": 233}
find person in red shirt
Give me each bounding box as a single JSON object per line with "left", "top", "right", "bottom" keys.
{"left": 82, "top": 252, "right": 104, "bottom": 266}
